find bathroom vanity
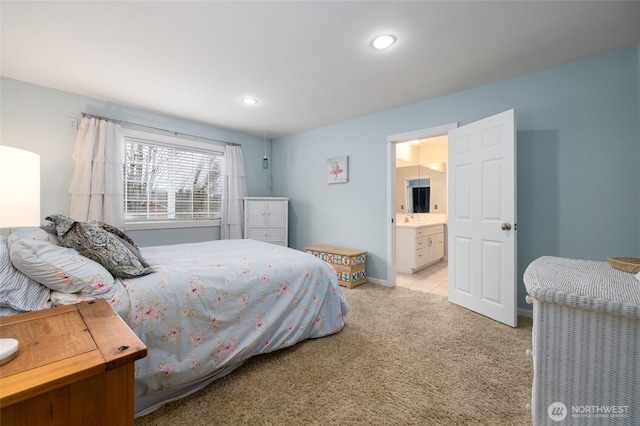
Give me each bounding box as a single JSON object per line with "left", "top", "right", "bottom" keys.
{"left": 396, "top": 223, "right": 445, "bottom": 274}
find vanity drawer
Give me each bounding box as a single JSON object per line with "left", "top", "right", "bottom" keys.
{"left": 396, "top": 223, "right": 445, "bottom": 274}
{"left": 415, "top": 247, "right": 428, "bottom": 267}
{"left": 423, "top": 225, "right": 444, "bottom": 236}
{"left": 415, "top": 228, "right": 428, "bottom": 238}
{"left": 414, "top": 224, "right": 444, "bottom": 238}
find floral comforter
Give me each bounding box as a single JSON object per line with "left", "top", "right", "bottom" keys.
{"left": 115, "top": 239, "right": 349, "bottom": 416}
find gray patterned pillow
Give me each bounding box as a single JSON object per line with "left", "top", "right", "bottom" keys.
{"left": 45, "top": 214, "right": 153, "bottom": 279}
{"left": 92, "top": 221, "right": 139, "bottom": 248}
{"left": 90, "top": 221, "right": 150, "bottom": 268}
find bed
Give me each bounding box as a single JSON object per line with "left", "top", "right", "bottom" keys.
{"left": 1, "top": 222, "right": 350, "bottom": 417}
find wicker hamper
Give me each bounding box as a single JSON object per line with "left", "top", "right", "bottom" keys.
{"left": 524, "top": 256, "right": 640, "bottom": 426}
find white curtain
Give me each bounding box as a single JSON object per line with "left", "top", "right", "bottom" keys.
{"left": 68, "top": 117, "right": 125, "bottom": 228}
{"left": 220, "top": 145, "right": 248, "bottom": 239}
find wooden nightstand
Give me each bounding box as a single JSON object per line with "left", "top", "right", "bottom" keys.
{"left": 0, "top": 299, "right": 147, "bottom": 426}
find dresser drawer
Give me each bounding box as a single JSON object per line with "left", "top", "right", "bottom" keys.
{"left": 245, "top": 227, "right": 286, "bottom": 240}
{"left": 415, "top": 236, "right": 428, "bottom": 250}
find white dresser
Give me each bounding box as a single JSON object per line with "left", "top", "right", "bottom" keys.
{"left": 396, "top": 223, "right": 444, "bottom": 274}
{"left": 243, "top": 197, "right": 289, "bottom": 246}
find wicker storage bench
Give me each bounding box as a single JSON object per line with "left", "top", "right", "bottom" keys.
{"left": 523, "top": 256, "right": 640, "bottom": 426}
{"left": 305, "top": 245, "right": 367, "bottom": 289}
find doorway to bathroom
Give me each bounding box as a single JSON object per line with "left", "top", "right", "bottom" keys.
{"left": 386, "top": 123, "right": 455, "bottom": 294}
{"left": 387, "top": 110, "right": 517, "bottom": 327}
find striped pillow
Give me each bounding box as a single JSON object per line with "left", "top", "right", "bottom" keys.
{"left": 0, "top": 235, "right": 53, "bottom": 316}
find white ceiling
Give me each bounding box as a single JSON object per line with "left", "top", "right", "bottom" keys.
{"left": 2, "top": 1, "right": 639, "bottom": 139}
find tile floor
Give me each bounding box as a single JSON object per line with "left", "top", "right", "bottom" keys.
{"left": 395, "top": 260, "right": 449, "bottom": 296}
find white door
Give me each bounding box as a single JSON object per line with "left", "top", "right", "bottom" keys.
{"left": 448, "top": 109, "right": 517, "bottom": 327}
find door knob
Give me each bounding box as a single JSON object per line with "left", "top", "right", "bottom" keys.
{"left": 501, "top": 223, "right": 512, "bottom": 231}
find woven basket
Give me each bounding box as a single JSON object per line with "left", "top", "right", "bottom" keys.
{"left": 608, "top": 257, "right": 640, "bottom": 274}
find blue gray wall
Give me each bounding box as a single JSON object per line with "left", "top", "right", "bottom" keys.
{"left": 271, "top": 45, "right": 640, "bottom": 312}
{"left": 2, "top": 45, "right": 639, "bottom": 313}
{"left": 1, "top": 77, "right": 273, "bottom": 246}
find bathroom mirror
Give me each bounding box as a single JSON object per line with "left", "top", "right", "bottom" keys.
{"left": 395, "top": 137, "right": 447, "bottom": 215}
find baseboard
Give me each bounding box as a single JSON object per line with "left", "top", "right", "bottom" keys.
{"left": 363, "top": 277, "right": 391, "bottom": 287}
{"left": 357, "top": 277, "right": 534, "bottom": 320}
{"left": 518, "top": 307, "right": 533, "bottom": 318}
{"left": 353, "top": 277, "right": 535, "bottom": 321}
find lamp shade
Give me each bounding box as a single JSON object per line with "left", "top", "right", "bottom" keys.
{"left": 0, "top": 146, "right": 41, "bottom": 227}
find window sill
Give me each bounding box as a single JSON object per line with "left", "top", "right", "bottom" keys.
{"left": 124, "top": 219, "right": 221, "bottom": 231}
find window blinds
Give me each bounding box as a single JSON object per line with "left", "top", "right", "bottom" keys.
{"left": 124, "top": 138, "right": 223, "bottom": 222}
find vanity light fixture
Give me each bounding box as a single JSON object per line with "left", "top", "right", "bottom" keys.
{"left": 372, "top": 34, "right": 396, "bottom": 50}
{"left": 242, "top": 97, "right": 258, "bottom": 105}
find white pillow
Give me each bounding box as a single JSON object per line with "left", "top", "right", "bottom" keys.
{"left": 0, "top": 235, "right": 53, "bottom": 315}
{"left": 7, "top": 226, "right": 58, "bottom": 245}
{"left": 9, "top": 232, "right": 115, "bottom": 297}
{"left": 50, "top": 281, "right": 130, "bottom": 317}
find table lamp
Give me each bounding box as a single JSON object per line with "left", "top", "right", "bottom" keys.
{"left": 0, "top": 145, "right": 41, "bottom": 365}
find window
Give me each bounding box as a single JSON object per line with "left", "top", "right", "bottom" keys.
{"left": 122, "top": 130, "right": 224, "bottom": 230}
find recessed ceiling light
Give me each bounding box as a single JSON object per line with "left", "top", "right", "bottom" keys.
{"left": 242, "top": 97, "right": 258, "bottom": 105}
{"left": 372, "top": 34, "right": 396, "bottom": 50}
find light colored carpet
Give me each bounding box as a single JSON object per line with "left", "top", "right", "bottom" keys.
{"left": 135, "top": 284, "right": 533, "bottom": 426}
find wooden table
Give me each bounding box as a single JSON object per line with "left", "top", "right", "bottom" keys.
{"left": 0, "top": 299, "right": 147, "bottom": 426}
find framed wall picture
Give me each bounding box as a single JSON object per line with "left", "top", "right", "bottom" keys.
{"left": 327, "top": 156, "right": 348, "bottom": 184}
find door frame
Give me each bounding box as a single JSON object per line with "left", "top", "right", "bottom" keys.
{"left": 386, "top": 123, "right": 457, "bottom": 286}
